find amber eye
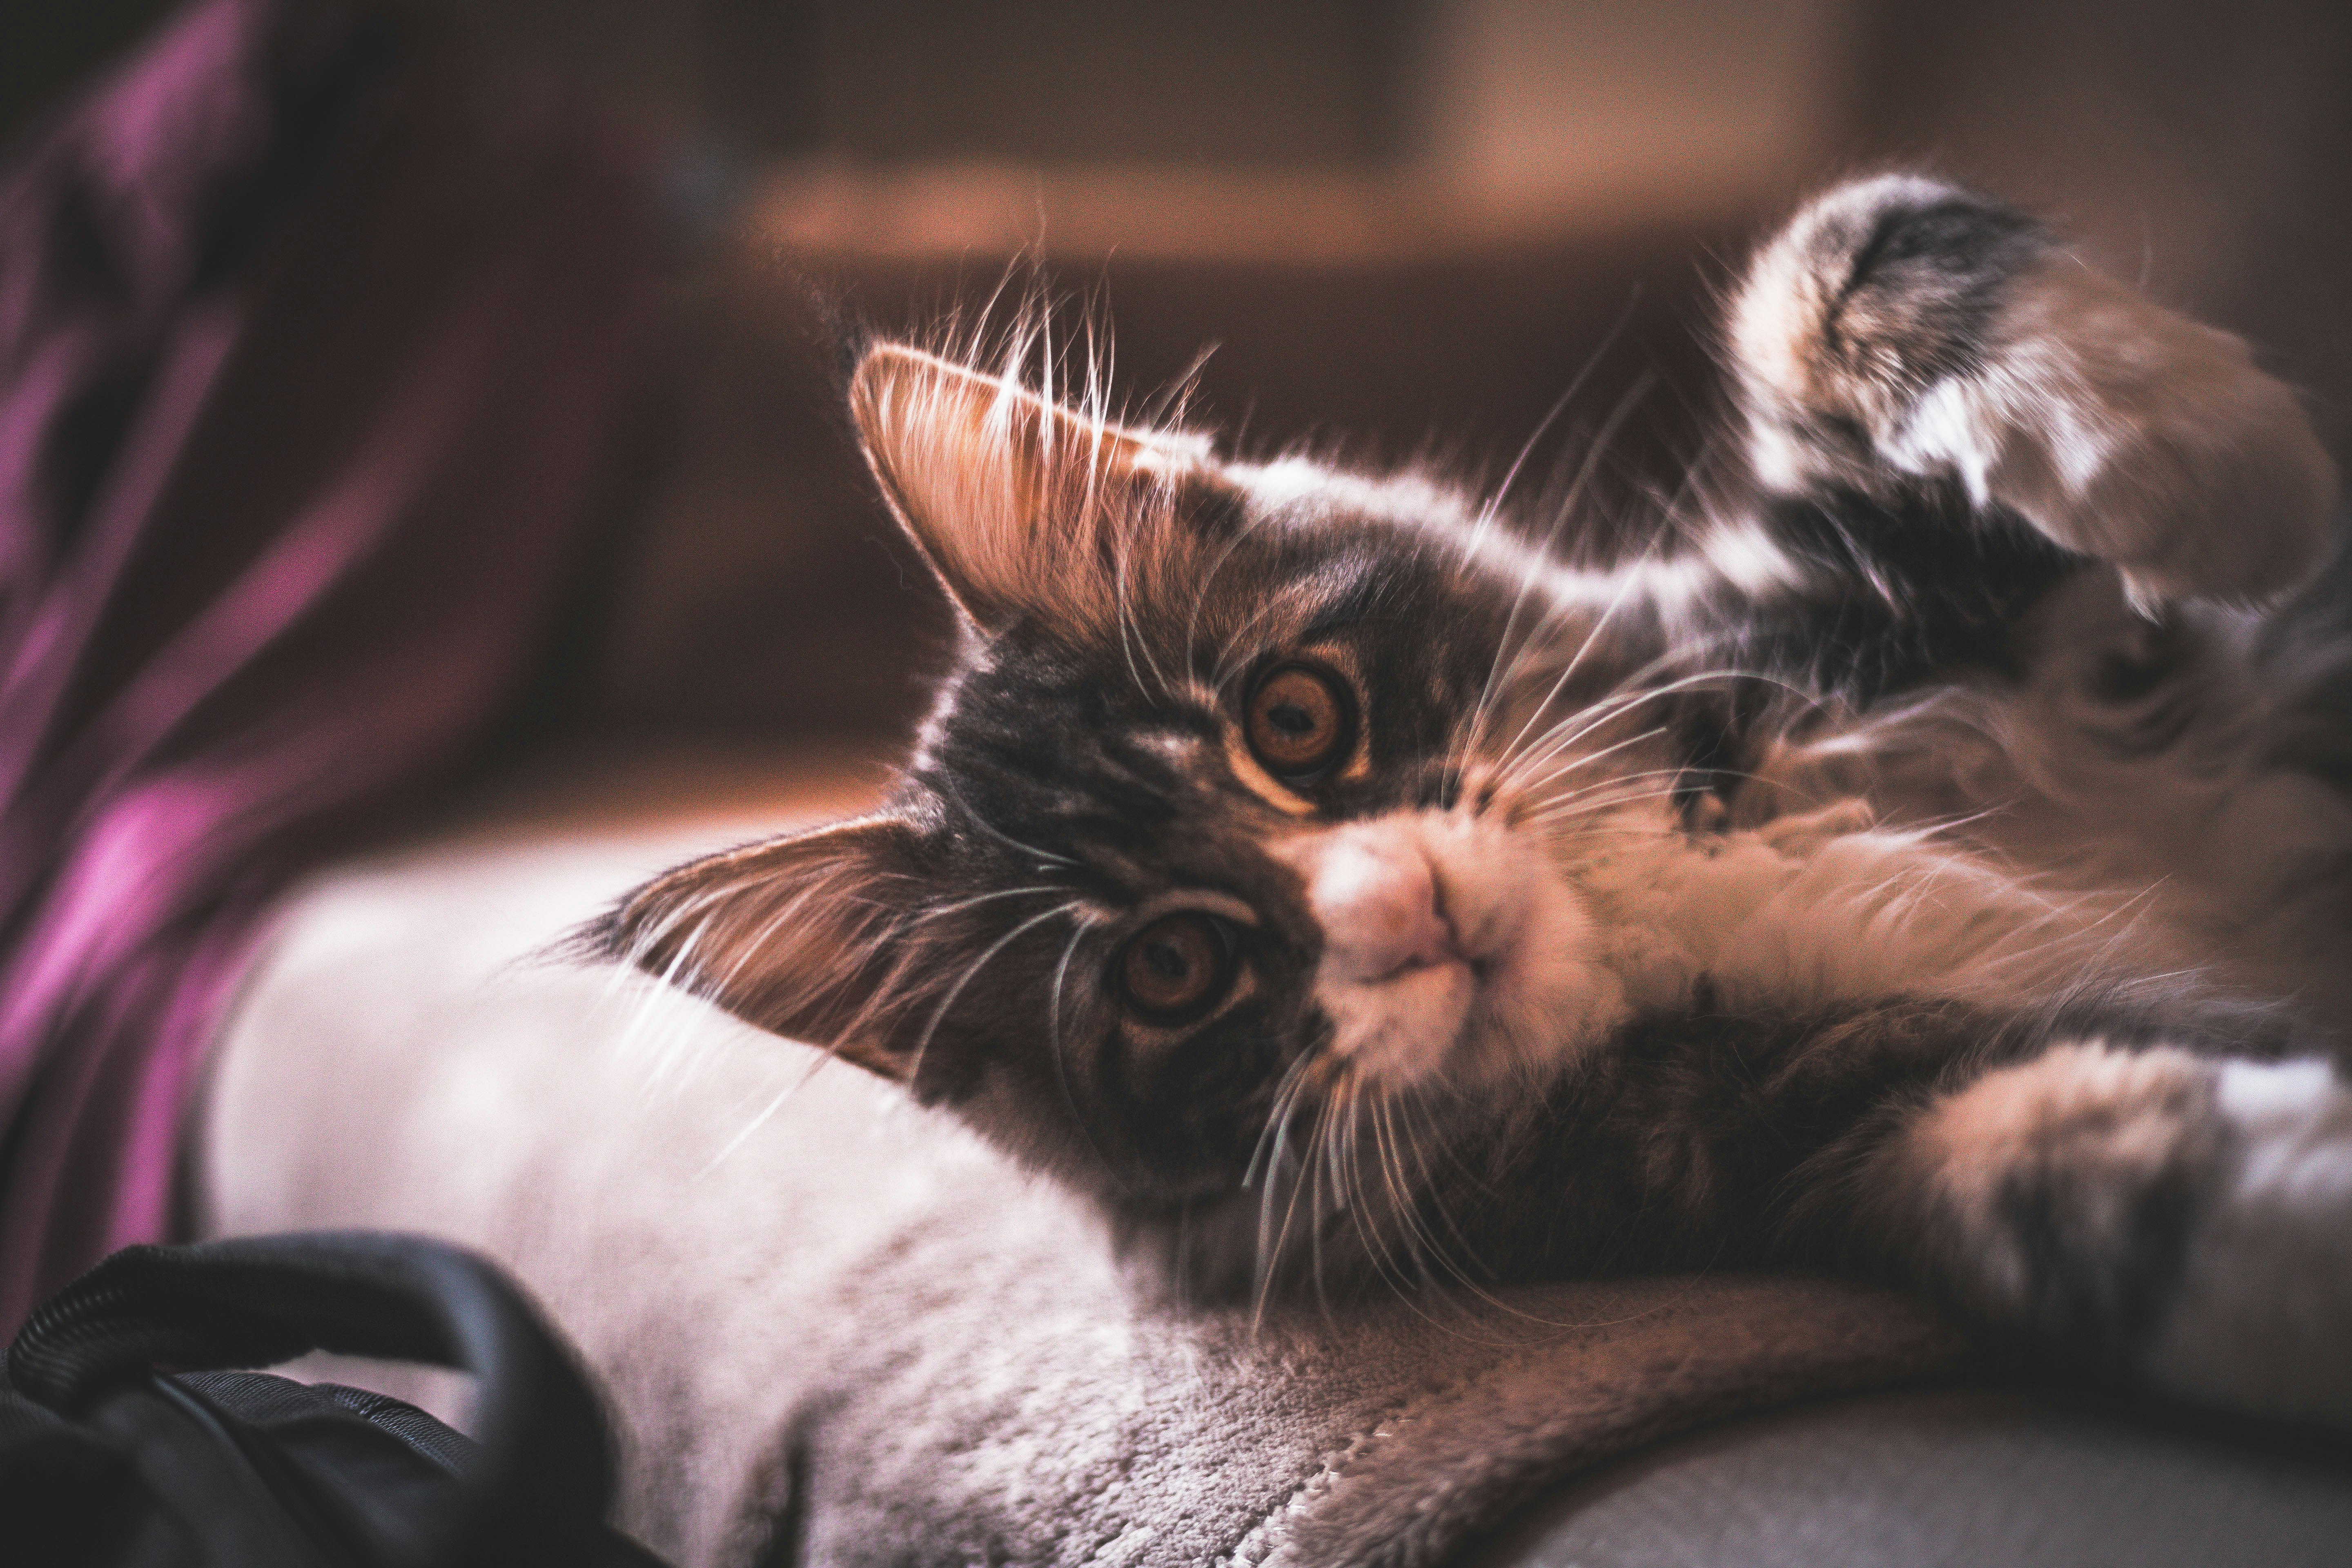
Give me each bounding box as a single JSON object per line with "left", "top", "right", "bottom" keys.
{"left": 1245, "top": 662, "right": 1355, "bottom": 780}
{"left": 1118, "top": 912, "right": 1235, "bottom": 1023}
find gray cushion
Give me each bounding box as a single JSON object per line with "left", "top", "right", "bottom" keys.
{"left": 192, "top": 750, "right": 1962, "bottom": 1564}
{"left": 191, "top": 748, "right": 2348, "bottom": 1566}
{"left": 1467, "top": 1388, "right": 2352, "bottom": 1568}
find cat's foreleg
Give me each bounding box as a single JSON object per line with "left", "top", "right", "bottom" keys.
{"left": 1856, "top": 1041, "right": 2352, "bottom": 1427}
{"left": 1731, "top": 174, "right": 2338, "bottom": 608}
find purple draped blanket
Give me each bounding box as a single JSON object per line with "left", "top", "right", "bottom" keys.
{"left": 0, "top": 0, "right": 666, "bottom": 1330}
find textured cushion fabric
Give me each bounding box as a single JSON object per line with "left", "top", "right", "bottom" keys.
{"left": 1465, "top": 1388, "right": 2352, "bottom": 1568}
{"left": 193, "top": 746, "right": 1966, "bottom": 1567}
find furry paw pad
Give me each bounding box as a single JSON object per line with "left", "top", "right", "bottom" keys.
{"left": 1731, "top": 174, "right": 2338, "bottom": 605}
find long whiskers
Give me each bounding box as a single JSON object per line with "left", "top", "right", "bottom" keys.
{"left": 903, "top": 898, "right": 1088, "bottom": 1084}
{"left": 1457, "top": 370, "right": 1661, "bottom": 775}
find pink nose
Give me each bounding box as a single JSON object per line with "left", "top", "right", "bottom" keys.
{"left": 1308, "top": 834, "right": 1461, "bottom": 982}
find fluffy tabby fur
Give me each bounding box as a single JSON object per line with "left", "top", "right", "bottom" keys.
{"left": 582, "top": 175, "right": 2352, "bottom": 1428}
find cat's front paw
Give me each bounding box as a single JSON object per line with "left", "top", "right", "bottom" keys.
{"left": 1731, "top": 174, "right": 2338, "bottom": 605}
{"left": 2145, "top": 1058, "right": 2352, "bottom": 1429}
{"left": 1879, "top": 1043, "right": 2352, "bottom": 1431}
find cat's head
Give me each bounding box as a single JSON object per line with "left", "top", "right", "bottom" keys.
{"left": 585, "top": 339, "right": 1664, "bottom": 1293}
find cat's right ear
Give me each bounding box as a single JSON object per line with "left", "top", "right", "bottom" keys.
{"left": 848, "top": 341, "right": 1211, "bottom": 635}
{"left": 577, "top": 813, "right": 936, "bottom": 1082}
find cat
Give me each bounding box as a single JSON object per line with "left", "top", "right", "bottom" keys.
{"left": 579, "top": 174, "right": 2352, "bottom": 1429}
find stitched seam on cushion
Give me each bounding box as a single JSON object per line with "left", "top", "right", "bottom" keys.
{"left": 1254, "top": 1296, "right": 1968, "bottom": 1567}
{"left": 1216, "top": 1363, "right": 1492, "bottom": 1567}
{"left": 1218, "top": 1309, "right": 1696, "bottom": 1567}
{"left": 1212, "top": 1285, "right": 1753, "bottom": 1563}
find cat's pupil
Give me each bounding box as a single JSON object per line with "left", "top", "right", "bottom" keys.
{"left": 1245, "top": 662, "right": 1352, "bottom": 777}
{"left": 1118, "top": 911, "right": 1229, "bottom": 1020}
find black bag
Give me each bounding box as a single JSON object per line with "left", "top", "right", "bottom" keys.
{"left": 0, "top": 1232, "right": 669, "bottom": 1567}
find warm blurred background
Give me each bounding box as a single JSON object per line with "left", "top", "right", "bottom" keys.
{"left": 11, "top": 0, "right": 2350, "bottom": 744}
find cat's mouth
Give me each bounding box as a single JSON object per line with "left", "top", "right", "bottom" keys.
{"left": 1319, "top": 957, "right": 1483, "bottom": 1084}
{"left": 1280, "top": 808, "right": 1605, "bottom": 1091}
{"left": 1316, "top": 902, "right": 1548, "bottom": 1091}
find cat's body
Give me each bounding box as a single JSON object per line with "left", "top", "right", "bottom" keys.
{"left": 588, "top": 176, "right": 2352, "bottom": 1428}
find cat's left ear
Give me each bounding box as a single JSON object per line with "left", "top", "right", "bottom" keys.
{"left": 579, "top": 813, "right": 938, "bottom": 1082}
{"left": 849, "top": 342, "right": 1214, "bottom": 635}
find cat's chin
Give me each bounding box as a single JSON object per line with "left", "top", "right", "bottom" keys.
{"left": 1446, "top": 845, "right": 1630, "bottom": 1089}
{"left": 1320, "top": 959, "right": 1479, "bottom": 1088}
{"left": 1433, "top": 959, "right": 1624, "bottom": 1099}
{"left": 1329, "top": 929, "right": 1627, "bottom": 1096}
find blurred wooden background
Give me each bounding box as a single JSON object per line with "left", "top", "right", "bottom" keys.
{"left": 9, "top": 0, "right": 2347, "bottom": 739}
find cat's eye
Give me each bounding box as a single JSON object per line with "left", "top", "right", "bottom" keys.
{"left": 1245, "top": 662, "right": 1355, "bottom": 781}
{"left": 1117, "top": 911, "right": 1236, "bottom": 1024}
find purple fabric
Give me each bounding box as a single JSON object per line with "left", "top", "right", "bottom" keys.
{"left": 0, "top": 0, "right": 668, "bottom": 1330}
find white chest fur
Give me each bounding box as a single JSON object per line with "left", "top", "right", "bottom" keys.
{"left": 1283, "top": 795, "right": 2150, "bottom": 1094}
{"left": 1562, "top": 806, "right": 2158, "bottom": 1029}
{"left": 1733, "top": 577, "right": 2352, "bottom": 1031}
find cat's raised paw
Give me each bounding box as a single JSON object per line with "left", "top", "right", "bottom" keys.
{"left": 1731, "top": 174, "right": 2339, "bottom": 605}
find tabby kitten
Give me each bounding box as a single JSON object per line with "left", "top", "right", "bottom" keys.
{"left": 585, "top": 176, "right": 2352, "bottom": 1428}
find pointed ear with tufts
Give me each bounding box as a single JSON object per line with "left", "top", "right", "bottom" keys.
{"left": 581, "top": 814, "right": 936, "bottom": 1082}
{"left": 848, "top": 342, "right": 1212, "bottom": 635}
